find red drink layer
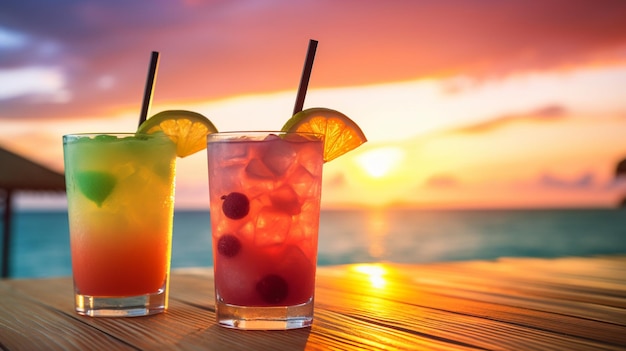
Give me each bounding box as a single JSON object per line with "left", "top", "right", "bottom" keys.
{"left": 71, "top": 227, "right": 171, "bottom": 296}
{"left": 208, "top": 133, "right": 324, "bottom": 307}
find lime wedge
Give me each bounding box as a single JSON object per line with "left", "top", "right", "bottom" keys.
{"left": 76, "top": 171, "right": 117, "bottom": 207}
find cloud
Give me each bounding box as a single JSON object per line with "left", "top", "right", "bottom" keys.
{"left": 538, "top": 171, "right": 595, "bottom": 189}
{"left": 0, "top": 66, "right": 69, "bottom": 102}
{"left": 1, "top": 1, "right": 626, "bottom": 120}
{"left": 423, "top": 174, "right": 460, "bottom": 189}
{"left": 0, "top": 27, "right": 27, "bottom": 49}
{"left": 453, "top": 104, "right": 568, "bottom": 134}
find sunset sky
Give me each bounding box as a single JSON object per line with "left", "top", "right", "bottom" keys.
{"left": 2, "top": 0, "right": 626, "bottom": 209}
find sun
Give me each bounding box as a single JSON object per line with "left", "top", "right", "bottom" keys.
{"left": 355, "top": 147, "right": 405, "bottom": 178}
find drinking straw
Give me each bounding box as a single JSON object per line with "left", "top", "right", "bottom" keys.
{"left": 138, "top": 51, "right": 160, "bottom": 127}
{"left": 292, "top": 39, "right": 318, "bottom": 115}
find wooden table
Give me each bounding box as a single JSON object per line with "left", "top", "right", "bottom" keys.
{"left": 1, "top": 256, "right": 625, "bottom": 350}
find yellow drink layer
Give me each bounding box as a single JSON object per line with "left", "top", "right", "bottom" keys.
{"left": 63, "top": 133, "right": 177, "bottom": 296}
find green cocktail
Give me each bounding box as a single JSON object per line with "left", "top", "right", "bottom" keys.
{"left": 63, "top": 133, "right": 177, "bottom": 317}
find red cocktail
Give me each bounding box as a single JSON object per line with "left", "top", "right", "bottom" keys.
{"left": 207, "top": 131, "right": 323, "bottom": 329}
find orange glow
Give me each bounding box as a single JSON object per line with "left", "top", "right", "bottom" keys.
{"left": 356, "top": 147, "right": 405, "bottom": 179}
{"left": 3, "top": 1, "right": 626, "bottom": 210}
{"left": 351, "top": 264, "right": 388, "bottom": 289}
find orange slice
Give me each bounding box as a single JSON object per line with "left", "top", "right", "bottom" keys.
{"left": 281, "top": 107, "right": 367, "bottom": 162}
{"left": 137, "top": 110, "right": 218, "bottom": 157}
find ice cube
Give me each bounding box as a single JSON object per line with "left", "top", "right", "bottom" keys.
{"left": 288, "top": 165, "right": 320, "bottom": 199}
{"left": 261, "top": 139, "right": 296, "bottom": 176}
{"left": 209, "top": 164, "right": 243, "bottom": 195}
{"left": 245, "top": 158, "right": 274, "bottom": 179}
{"left": 152, "top": 159, "right": 174, "bottom": 182}
{"left": 295, "top": 142, "right": 323, "bottom": 176}
{"left": 278, "top": 245, "right": 314, "bottom": 272}
{"left": 215, "top": 211, "right": 247, "bottom": 235}
{"left": 263, "top": 134, "right": 281, "bottom": 141}
{"left": 212, "top": 141, "right": 249, "bottom": 167}
{"left": 116, "top": 163, "right": 136, "bottom": 179}
{"left": 289, "top": 206, "right": 319, "bottom": 240}
{"left": 270, "top": 185, "right": 301, "bottom": 215}
{"left": 254, "top": 208, "right": 291, "bottom": 246}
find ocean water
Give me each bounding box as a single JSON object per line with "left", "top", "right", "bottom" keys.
{"left": 4, "top": 208, "right": 626, "bottom": 278}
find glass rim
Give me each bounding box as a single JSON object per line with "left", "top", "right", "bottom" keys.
{"left": 207, "top": 130, "right": 323, "bottom": 140}
{"left": 62, "top": 132, "right": 170, "bottom": 138}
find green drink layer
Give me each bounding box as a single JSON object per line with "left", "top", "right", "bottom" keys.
{"left": 64, "top": 133, "right": 176, "bottom": 208}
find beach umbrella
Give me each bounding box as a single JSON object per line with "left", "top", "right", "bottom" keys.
{"left": 617, "top": 158, "right": 626, "bottom": 177}
{"left": 0, "top": 146, "right": 66, "bottom": 278}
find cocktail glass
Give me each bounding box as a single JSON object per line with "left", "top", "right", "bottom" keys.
{"left": 207, "top": 131, "right": 324, "bottom": 329}
{"left": 63, "top": 133, "right": 177, "bottom": 317}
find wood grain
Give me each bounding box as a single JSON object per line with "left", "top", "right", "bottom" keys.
{"left": 1, "top": 256, "right": 625, "bottom": 350}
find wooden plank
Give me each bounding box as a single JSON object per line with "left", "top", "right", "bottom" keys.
{"left": 309, "top": 309, "right": 478, "bottom": 351}
{"left": 420, "top": 256, "right": 626, "bottom": 297}
{"left": 2, "top": 279, "right": 219, "bottom": 350}
{"left": 313, "top": 284, "right": 624, "bottom": 350}
{"left": 1, "top": 257, "right": 625, "bottom": 351}
{"left": 169, "top": 272, "right": 458, "bottom": 350}
{"left": 314, "top": 258, "right": 626, "bottom": 350}
{"left": 173, "top": 323, "right": 315, "bottom": 351}
{"left": 0, "top": 282, "right": 134, "bottom": 351}
{"left": 406, "top": 257, "right": 626, "bottom": 316}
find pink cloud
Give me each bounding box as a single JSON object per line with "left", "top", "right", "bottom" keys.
{"left": 2, "top": 1, "right": 626, "bottom": 120}
{"left": 453, "top": 104, "right": 568, "bottom": 134}
{"left": 538, "top": 171, "right": 595, "bottom": 189}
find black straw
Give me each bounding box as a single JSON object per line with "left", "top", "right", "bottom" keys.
{"left": 138, "top": 51, "right": 160, "bottom": 127}
{"left": 292, "top": 40, "right": 318, "bottom": 115}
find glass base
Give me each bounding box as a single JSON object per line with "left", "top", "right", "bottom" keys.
{"left": 75, "top": 288, "right": 167, "bottom": 317}
{"left": 216, "top": 298, "right": 313, "bottom": 330}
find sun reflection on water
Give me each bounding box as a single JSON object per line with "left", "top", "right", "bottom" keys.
{"left": 351, "top": 264, "right": 388, "bottom": 289}
{"left": 365, "top": 210, "right": 391, "bottom": 259}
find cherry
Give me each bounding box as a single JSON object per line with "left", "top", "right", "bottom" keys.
{"left": 256, "top": 274, "right": 288, "bottom": 304}
{"left": 217, "top": 234, "right": 241, "bottom": 257}
{"left": 221, "top": 192, "right": 249, "bottom": 219}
